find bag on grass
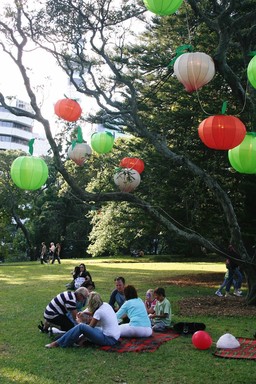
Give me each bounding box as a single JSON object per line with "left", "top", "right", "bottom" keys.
{"left": 173, "top": 322, "right": 206, "bottom": 335}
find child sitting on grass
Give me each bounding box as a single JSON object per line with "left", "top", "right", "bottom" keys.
{"left": 149, "top": 287, "right": 171, "bottom": 332}
{"left": 144, "top": 289, "right": 157, "bottom": 314}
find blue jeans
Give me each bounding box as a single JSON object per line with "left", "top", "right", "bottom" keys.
{"left": 56, "top": 323, "right": 118, "bottom": 347}
{"left": 234, "top": 268, "right": 243, "bottom": 290}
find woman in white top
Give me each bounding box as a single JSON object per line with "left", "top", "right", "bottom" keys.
{"left": 116, "top": 285, "right": 153, "bottom": 338}
{"left": 45, "top": 292, "right": 120, "bottom": 348}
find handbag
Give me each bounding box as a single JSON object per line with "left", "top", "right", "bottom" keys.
{"left": 173, "top": 322, "right": 206, "bottom": 335}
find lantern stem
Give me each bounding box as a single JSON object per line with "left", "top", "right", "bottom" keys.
{"left": 221, "top": 101, "right": 228, "bottom": 115}
{"left": 28, "top": 138, "right": 35, "bottom": 155}
{"left": 168, "top": 44, "right": 193, "bottom": 67}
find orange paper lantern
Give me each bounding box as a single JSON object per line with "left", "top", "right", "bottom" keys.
{"left": 54, "top": 98, "right": 82, "bottom": 122}
{"left": 119, "top": 157, "right": 145, "bottom": 174}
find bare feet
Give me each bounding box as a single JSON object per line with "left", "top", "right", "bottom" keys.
{"left": 45, "top": 341, "right": 59, "bottom": 348}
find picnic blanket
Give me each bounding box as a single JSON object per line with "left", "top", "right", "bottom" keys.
{"left": 99, "top": 329, "right": 180, "bottom": 353}
{"left": 214, "top": 338, "right": 256, "bottom": 360}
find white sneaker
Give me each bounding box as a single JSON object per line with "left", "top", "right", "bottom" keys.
{"left": 215, "top": 290, "right": 223, "bottom": 297}
{"left": 234, "top": 291, "right": 242, "bottom": 297}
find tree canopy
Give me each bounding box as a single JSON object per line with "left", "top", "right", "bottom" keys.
{"left": 1, "top": 0, "right": 256, "bottom": 302}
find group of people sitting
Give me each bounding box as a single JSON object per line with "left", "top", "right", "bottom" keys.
{"left": 38, "top": 274, "right": 171, "bottom": 349}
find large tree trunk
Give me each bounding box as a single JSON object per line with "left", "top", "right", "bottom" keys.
{"left": 243, "top": 264, "right": 256, "bottom": 305}
{"left": 12, "top": 209, "right": 33, "bottom": 261}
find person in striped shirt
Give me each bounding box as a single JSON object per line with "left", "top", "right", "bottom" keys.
{"left": 39, "top": 287, "right": 89, "bottom": 333}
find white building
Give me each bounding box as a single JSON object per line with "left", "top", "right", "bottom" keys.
{"left": 0, "top": 98, "right": 49, "bottom": 155}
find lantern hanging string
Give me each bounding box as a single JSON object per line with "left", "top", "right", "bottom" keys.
{"left": 138, "top": 69, "right": 173, "bottom": 105}
{"left": 182, "top": 3, "right": 213, "bottom": 115}
{"left": 183, "top": 1, "right": 249, "bottom": 117}
{"left": 28, "top": 138, "right": 35, "bottom": 156}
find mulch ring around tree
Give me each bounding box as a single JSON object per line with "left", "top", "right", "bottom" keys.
{"left": 163, "top": 272, "right": 256, "bottom": 317}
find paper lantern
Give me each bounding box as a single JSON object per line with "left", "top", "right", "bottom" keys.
{"left": 10, "top": 156, "right": 48, "bottom": 190}
{"left": 91, "top": 132, "right": 114, "bottom": 154}
{"left": 143, "top": 0, "right": 183, "bottom": 15}
{"left": 54, "top": 98, "right": 82, "bottom": 122}
{"left": 174, "top": 52, "right": 215, "bottom": 92}
{"left": 119, "top": 157, "right": 145, "bottom": 174}
{"left": 247, "top": 55, "right": 256, "bottom": 89}
{"left": 114, "top": 168, "right": 141, "bottom": 192}
{"left": 198, "top": 115, "right": 246, "bottom": 150}
{"left": 228, "top": 133, "right": 256, "bottom": 174}
{"left": 192, "top": 331, "right": 212, "bottom": 350}
{"left": 68, "top": 142, "right": 92, "bottom": 166}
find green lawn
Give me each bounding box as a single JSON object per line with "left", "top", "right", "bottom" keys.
{"left": 0, "top": 258, "right": 254, "bottom": 384}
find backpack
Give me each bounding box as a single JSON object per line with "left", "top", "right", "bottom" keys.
{"left": 173, "top": 322, "right": 206, "bottom": 335}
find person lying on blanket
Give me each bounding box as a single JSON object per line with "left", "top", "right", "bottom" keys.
{"left": 149, "top": 287, "right": 171, "bottom": 332}
{"left": 116, "top": 285, "right": 153, "bottom": 338}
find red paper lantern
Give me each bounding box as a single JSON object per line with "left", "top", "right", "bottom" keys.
{"left": 198, "top": 115, "right": 246, "bottom": 150}
{"left": 54, "top": 98, "right": 82, "bottom": 122}
{"left": 192, "top": 331, "right": 212, "bottom": 350}
{"left": 119, "top": 157, "right": 145, "bottom": 174}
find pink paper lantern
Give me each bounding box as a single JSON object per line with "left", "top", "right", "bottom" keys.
{"left": 68, "top": 142, "right": 92, "bottom": 166}
{"left": 114, "top": 168, "right": 141, "bottom": 192}
{"left": 174, "top": 52, "right": 215, "bottom": 92}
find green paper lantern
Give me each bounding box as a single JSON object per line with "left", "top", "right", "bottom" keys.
{"left": 247, "top": 55, "right": 256, "bottom": 89}
{"left": 91, "top": 132, "right": 114, "bottom": 154}
{"left": 143, "top": 0, "right": 183, "bottom": 16}
{"left": 10, "top": 156, "right": 49, "bottom": 190}
{"left": 228, "top": 133, "right": 256, "bottom": 174}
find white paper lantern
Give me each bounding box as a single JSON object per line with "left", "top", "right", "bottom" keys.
{"left": 68, "top": 142, "right": 92, "bottom": 166}
{"left": 114, "top": 168, "right": 141, "bottom": 192}
{"left": 174, "top": 52, "right": 215, "bottom": 92}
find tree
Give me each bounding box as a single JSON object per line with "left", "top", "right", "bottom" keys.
{"left": 0, "top": 1, "right": 256, "bottom": 302}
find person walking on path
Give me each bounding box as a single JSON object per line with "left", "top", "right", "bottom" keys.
{"left": 52, "top": 242, "right": 61, "bottom": 264}
{"left": 40, "top": 242, "right": 48, "bottom": 264}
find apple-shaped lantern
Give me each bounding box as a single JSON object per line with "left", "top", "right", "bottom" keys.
{"left": 91, "top": 131, "right": 114, "bottom": 154}
{"left": 54, "top": 98, "right": 82, "bottom": 122}
{"left": 68, "top": 142, "right": 92, "bottom": 166}
{"left": 174, "top": 52, "right": 215, "bottom": 92}
{"left": 114, "top": 168, "right": 141, "bottom": 192}
{"left": 247, "top": 55, "right": 256, "bottom": 89}
{"left": 228, "top": 133, "right": 256, "bottom": 174}
{"left": 11, "top": 156, "right": 48, "bottom": 190}
{"left": 119, "top": 157, "right": 145, "bottom": 174}
{"left": 143, "top": 0, "right": 183, "bottom": 15}
{"left": 198, "top": 115, "right": 246, "bottom": 150}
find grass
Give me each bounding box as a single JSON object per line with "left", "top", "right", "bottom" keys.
{"left": 0, "top": 257, "right": 254, "bottom": 384}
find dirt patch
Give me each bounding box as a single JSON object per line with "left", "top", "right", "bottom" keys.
{"left": 165, "top": 272, "right": 224, "bottom": 288}
{"left": 177, "top": 295, "right": 256, "bottom": 317}
{"left": 164, "top": 272, "right": 256, "bottom": 317}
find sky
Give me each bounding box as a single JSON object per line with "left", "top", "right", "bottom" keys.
{"left": 0, "top": 0, "right": 144, "bottom": 153}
